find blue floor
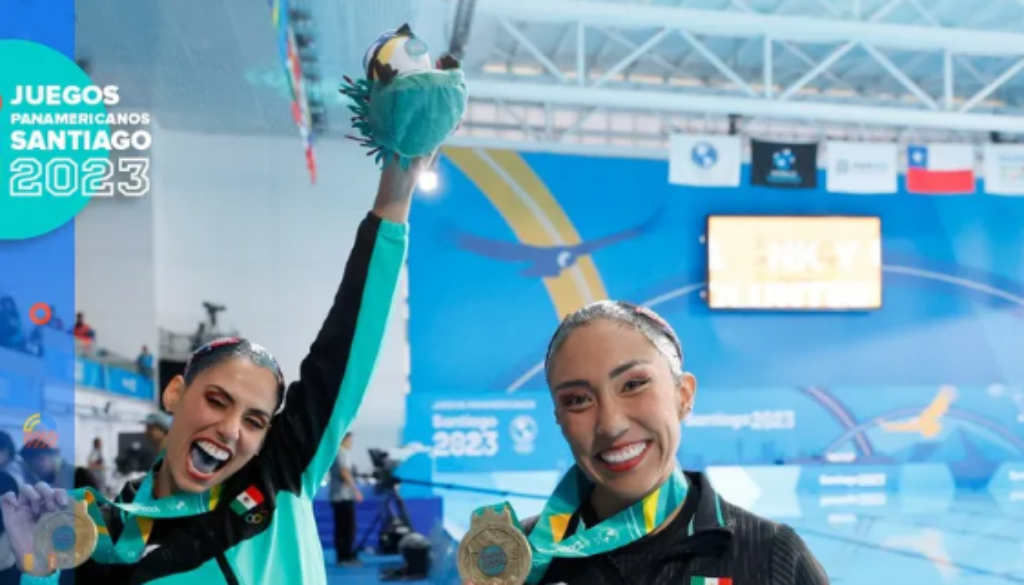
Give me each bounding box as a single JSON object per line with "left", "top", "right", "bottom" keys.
{"left": 324, "top": 550, "right": 431, "bottom": 585}
{"left": 325, "top": 489, "right": 1024, "bottom": 583}
{"left": 781, "top": 490, "right": 1024, "bottom": 584}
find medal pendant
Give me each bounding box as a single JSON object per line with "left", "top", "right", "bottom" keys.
{"left": 457, "top": 506, "right": 532, "bottom": 585}
{"left": 33, "top": 500, "right": 99, "bottom": 571}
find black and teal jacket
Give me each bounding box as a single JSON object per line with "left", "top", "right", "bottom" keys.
{"left": 523, "top": 471, "right": 830, "bottom": 585}
{"left": 22, "top": 213, "right": 407, "bottom": 585}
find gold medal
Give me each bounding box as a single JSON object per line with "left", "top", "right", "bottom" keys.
{"left": 457, "top": 506, "right": 532, "bottom": 585}
{"left": 32, "top": 500, "right": 98, "bottom": 571}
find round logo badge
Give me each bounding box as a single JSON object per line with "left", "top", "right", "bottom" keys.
{"left": 478, "top": 544, "right": 509, "bottom": 576}
{"left": 691, "top": 142, "right": 718, "bottom": 169}
{"left": 404, "top": 37, "right": 429, "bottom": 58}
{"left": 0, "top": 40, "right": 111, "bottom": 241}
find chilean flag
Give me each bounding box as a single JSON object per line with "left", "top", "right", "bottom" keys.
{"left": 906, "top": 144, "right": 976, "bottom": 195}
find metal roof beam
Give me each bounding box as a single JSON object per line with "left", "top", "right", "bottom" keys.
{"left": 468, "top": 79, "right": 1024, "bottom": 133}
{"left": 476, "top": 0, "right": 1024, "bottom": 57}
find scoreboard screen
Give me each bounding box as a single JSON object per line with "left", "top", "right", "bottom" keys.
{"left": 706, "top": 215, "right": 882, "bottom": 310}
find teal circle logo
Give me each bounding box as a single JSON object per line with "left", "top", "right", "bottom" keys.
{"left": 51, "top": 525, "right": 76, "bottom": 552}
{"left": 477, "top": 544, "right": 508, "bottom": 576}
{"left": 405, "top": 37, "right": 428, "bottom": 58}
{"left": 0, "top": 40, "right": 111, "bottom": 241}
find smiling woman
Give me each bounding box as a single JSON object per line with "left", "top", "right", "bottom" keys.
{"left": 0, "top": 153, "right": 426, "bottom": 585}
{"left": 464, "top": 301, "right": 831, "bottom": 585}
{"left": 156, "top": 338, "right": 284, "bottom": 495}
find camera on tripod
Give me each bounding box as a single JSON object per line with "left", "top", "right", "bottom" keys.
{"left": 367, "top": 448, "right": 401, "bottom": 493}
{"left": 360, "top": 447, "right": 433, "bottom": 581}
{"left": 202, "top": 301, "right": 227, "bottom": 330}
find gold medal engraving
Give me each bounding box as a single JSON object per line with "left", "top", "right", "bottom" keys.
{"left": 457, "top": 507, "right": 532, "bottom": 585}
{"left": 33, "top": 500, "right": 98, "bottom": 571}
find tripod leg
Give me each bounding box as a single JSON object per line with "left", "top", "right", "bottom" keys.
{"left": 355, "top": 503, "right": 384, "bottom": 552}
{"left": 393, "top": 492, "right": 413, "bottom": 528}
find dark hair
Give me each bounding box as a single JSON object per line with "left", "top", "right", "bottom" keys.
{"left": 545, "top": 300, "right": 684, "bottom": 385}
{"left": 74, "top": 467, "right": 102, "bottom": 490}
{"left": 184, "top": 337, "right": 288, "bottom": 415}
{"left": 0, "top": 430, "right": 14, "bottom": 458}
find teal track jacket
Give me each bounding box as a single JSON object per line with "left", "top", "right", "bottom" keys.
{"left": 21, "top": 213, "right": 407, "bottom": 585}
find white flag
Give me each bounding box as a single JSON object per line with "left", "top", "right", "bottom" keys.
{"left": 983, "top": 143, "right": 1024, "bottom": 196}
{"left": 826, "top": 141, "right": 898, "bottom": 194}
{"left": 668, "top": 134, "right": 741, "bottom": 188}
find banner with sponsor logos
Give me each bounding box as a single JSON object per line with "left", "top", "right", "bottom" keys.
{"left": 983, "top": 143, "right": 1024, "bottom": 196}
{"left": 825, "top": 140, "right": 898, "bottom": 194}
{"left": 680, "top": 385, "right": 1023, "bottom": 484}
{"left": 73, "top": 356, "right": 155, "bottom": 400}
{"left": 750, "top": 139, "right": 818, "bottom": 189}
{"left": 668, "top": 134, "right": 742, "bottom": 188}
{"left": 399, "top": 385, "right": 1024, "bottom": 501}
{"left": 400, "top": 393, "right": 572, "bottom": 477}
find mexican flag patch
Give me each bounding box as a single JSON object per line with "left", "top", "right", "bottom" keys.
{"left": 230, "top": 486, "right": 264, "bottom": 515}
{"left": 692, "top": 578, "right": 732, "bottom": 585}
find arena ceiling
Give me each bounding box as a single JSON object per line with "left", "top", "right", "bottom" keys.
{"left": 77, "top": 0, "right": 1024, "bottom": 158}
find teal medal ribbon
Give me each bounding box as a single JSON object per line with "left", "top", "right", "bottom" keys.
{"left": 69, "top": 464, "right": 221, "bottom": 564}
{"left": 472, "top": 466, "right": 689, "bottom": 584}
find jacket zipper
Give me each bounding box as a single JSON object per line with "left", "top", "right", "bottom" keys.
{"left": 215, "top": 553, "right": 241, "bottom": 585}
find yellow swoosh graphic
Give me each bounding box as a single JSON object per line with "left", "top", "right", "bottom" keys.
{"left": 443, "top": 147, "right": 608, "bottom": 319}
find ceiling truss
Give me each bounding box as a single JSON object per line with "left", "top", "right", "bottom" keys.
{"left": 451, "top": 0, "right": 1024, "bottom": 156}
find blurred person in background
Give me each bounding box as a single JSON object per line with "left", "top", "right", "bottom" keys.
{"left": 10, "top": 445, "right": 71, "bottom": 489}
{"left": 144, "top": 411, "right": 171, "bottom": 454}
{"left": 1, "top": 153, "right": 425, "bottom": 584}
{"left": 0, "top": 462, "right": 15, "bottom": 585}
{"left": 0, "top": 296, "right": 25, "bottom": 352}
{"left": 87, "top": 436, "right": 106, "bottom": 490}
{"left": 110, "top": 413, "right": 174, "bottom": 489}
{"left": 137, "top": 345, "right": 154, "bottom": 377}
{"left": 0, "top": 433, "right": 14, "bottom": 476}
{"left": 73, "top": 311, "right": 96, "bottom": 354}
{"left": 330, "top": 432, "right": 363, "bottom": 566}
{"left": 0, "top": 432, "right": 13, "bottom": 585}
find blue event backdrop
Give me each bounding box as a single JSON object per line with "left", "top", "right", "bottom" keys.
{"left": 399, "top": 147, "right": 1024, "bottom": 495}
{"left": 0, "top": 0, "right": 79, "bottom": 470}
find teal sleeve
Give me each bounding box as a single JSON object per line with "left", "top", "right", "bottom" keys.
{"left": 20, "top": 573, "right": 60, "bottom": 585}
{"left": 261, "top": 213, "right": 408, "bottom": 498}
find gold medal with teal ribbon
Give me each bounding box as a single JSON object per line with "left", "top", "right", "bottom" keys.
{"left": 458, "top": 505, "right": 533, "bottom": 584}
{"left": 26, "top": 500, "right": 98, "bottom": 572}
{"left": 68, "top": 466, "right": 223, "bottom": 564}
{"left": 465, "top": 466, "right": 689, "bottom": 584}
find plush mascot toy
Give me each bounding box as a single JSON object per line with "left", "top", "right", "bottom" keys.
{"left": 341, "top": 24, "right": 468, "bottom": 169}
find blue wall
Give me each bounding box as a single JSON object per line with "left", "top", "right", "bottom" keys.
{"left": 400, "top": 147, "right": 1024, "bottom": 491}
{"left": 409, "top": 148, "right": 1024, "bottom": 393}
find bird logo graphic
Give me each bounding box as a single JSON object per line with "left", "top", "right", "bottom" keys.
{"left": 878, "top": 386, "right": 957, "bottom": 439}
{"left": 441, "top": 206, "right": 665, "bottom": 278}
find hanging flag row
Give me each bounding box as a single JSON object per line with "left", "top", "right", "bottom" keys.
{"left": 668, "top": 134, "right": 1024, "bottom": 196}
{"left": 268, "top": 0, "right": 317, "bottom": 184}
